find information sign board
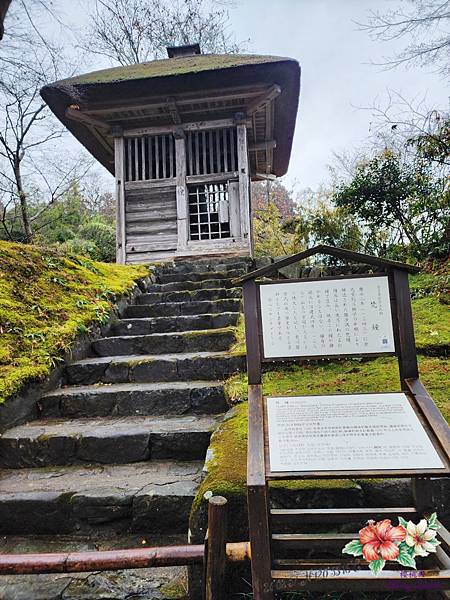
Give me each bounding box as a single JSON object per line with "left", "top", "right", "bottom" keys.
{"left": 259, "top": 276, "right": 395, "bottom": 358}
{"left": 266, "top": 393, "right": 444, "bottom": 472}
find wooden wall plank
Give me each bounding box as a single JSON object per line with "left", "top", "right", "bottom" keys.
{"left": 169, "top": 135, "right": 174, "bottom": 178}
{"left": 127, "top": 138, "right": 132, "bottom": 182}
{"left": 208, "top": 130, "right": 214, "bottom": 174}
{"left": 202, "top": 130, "right": 207, "bottom": 175}
{"left": 124, "top": 181, "right": 177, "bottom": 262}
{"left": 230, "top": 128, "right": 236, "bottom": 171}
{"left": 162, "top": 135, "right": 167, "bottom": 179}
{"left": 134, "top": 138, "right": 139, "bottom": 181}
{"left": 141, "top": 137, "right": 146, "bottom": 180}
{"left": 215, "top": 129, "right": 221, "bottom": 173}
{"left": 223, "top": 128, "right": 229, "bottom": 173}
{"left": 188, "top": 132, "right": 193, "bottom": 176}
{"left": 155, "top": 136, "right": 160, "bottom": 179}
{"left": 195, "top": 131, "right": 200, "bottom": 176}
{"left": 148, "top": 136, "right": 153, "bottom": 179}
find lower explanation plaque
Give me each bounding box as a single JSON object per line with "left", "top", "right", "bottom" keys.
{"left": 266, "top": 393, "right": 444, "bottom": 472}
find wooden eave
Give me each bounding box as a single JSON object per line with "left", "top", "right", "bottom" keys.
{"left": 236, "top": 245, "right": 420, "bottom": 284}
{"left": 40, "top": 56, "right": 300, "bottom": 176}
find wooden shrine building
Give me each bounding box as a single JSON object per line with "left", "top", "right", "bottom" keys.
{"left": 41, "top": 46, "right": 300, "bottom": 263}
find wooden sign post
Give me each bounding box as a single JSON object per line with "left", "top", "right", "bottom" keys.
{"left": 238, "top": 245, "right": 450, "bottom": 599}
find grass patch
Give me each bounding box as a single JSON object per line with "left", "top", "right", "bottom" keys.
{"left": 230, "top": 314, "right": 246, "bottom": 354}
{"left": 0, "top": 241, "right": 148, "bottom": 405}
{"left": 225, "top": 355, "right": 449, "bottom": 422}
{"left": 413, "top": 296, "right": 449, "bottom": 354}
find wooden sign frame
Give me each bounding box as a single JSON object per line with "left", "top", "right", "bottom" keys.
{"left": 238, "top": 246, "right": 450, "bottom": 599}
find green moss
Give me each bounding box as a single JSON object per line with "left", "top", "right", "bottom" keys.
{"left": 183, "top": 326, "right": 235, "bottom": 338}
{"left": 0, "top": 241, "right": 148, "bottom": 405}
{"left": 409, "top": 270, "right": 448, "bottom": 299}
{"left": 36, "top": 433, "right": 54, "bottom": 442}
{"left": 225, "top": 355, "right": 449, "bottom": 422}
{"left": 57, "top": 54, "right": 291, "bottom": 86}
{"left": 160, "top": 579, "right": 187, "bottom": 599}
{"left": 193, "top": 403, "right": 248, "bottom": 513}
{"left": 412, "top": 296, "right": 449, "bottom": 354}
{"left": 269, "top": 478, "right": 357, "bottom": 491}
{"left": 57, "top": 492, "right": 75, "bottom": 505}
{"left": 229, "top": 314, "right": 246, "bottom": 354}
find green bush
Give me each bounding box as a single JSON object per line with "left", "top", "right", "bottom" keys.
{"left": 78, "top": 220, "right": 116, "bottom": 262}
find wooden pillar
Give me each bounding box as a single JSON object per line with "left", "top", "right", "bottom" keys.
{"left": 243, "top": 280, "right": 273, "bottom": 599}
{"left": 114, "top": 136, "right": 126, "bottom": 264}
{"left": 175, "top": 131, "right": 188, "bottom": 251}
{"left": 390, "top": 268, "right": 419, "bottom": 388}
{"left": 205, "top": 496, "right": 228, "bottom": 600}
{"left": 237, "top": 123, "right": 250, "bottom": 247}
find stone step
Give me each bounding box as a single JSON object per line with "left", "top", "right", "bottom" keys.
{"left": 166, "top": 258, "right": 250, "bottom": 274}
{"left": 138, "top": 287, "right": 241, "bottom": 305}
{"left": 0, "top": 460, "right": 203, "bottom": 534}
{"left": 146, "top": 278, "right": 236, "bottom": 293}
{"left": 157, "top": 268, "right": 244, "bottom": 284}
{"left": 112, "top": 312, "right": 240, "bottom": 335}
{"left": 92, "top": 328, "right": 236, "bottom": 357}
{"left": 0, "top": 533, "right": 187, "bottom": 600}
{"left": 65, "top": 351, "right": 246, "bottom": 386}
{"left": 0, "top": 414, "right": 221, "bottom": 468}
{"left": 124, "top": 298, "right": 241, "bottom": 318}
{"left": 39, "top": 381, "right": 227, "bottom": 419}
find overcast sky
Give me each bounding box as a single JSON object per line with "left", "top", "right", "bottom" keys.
{"left": 57, "top": 0, "right": 448, "bottom": 191}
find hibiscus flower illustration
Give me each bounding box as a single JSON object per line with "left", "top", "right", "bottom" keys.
{"left": 359, "top": 519, "right": 406, "bottom": 561}
{"left": 343, "top": 513, "right": 441, "bottom": 574}
{"left": 405, "top": 519, "right": 439, "bottom": 557}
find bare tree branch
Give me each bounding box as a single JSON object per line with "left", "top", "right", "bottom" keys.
{"left": 0, "top": 1, "right": 93, "bottom": 243}
{"left": 82, "top": 0, "right": 247, "bottom": 66}
{"left": 358, "top": 0, "right": 450, "bottom": 77}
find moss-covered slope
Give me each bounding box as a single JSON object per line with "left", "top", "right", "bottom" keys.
{"left": 0, "top": 241, "right": 148, "bottom": 405}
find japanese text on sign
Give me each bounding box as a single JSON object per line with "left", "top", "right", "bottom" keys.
{"left": 259, "top": 276, "right": 395, "bottom": 358}
{"left": 266, "top": 393, "right": 444, "bottom": 472}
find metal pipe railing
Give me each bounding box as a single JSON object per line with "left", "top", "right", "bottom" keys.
{"left": 0, "top": 541, "right": 251, "bottom": 576}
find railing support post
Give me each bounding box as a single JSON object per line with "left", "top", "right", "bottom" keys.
{"left": 205, "top": 495, "right": 228, "bottom": 600}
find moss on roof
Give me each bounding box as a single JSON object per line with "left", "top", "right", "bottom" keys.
{"left": 55, "top": 54, "right": 291, "bottom": 86}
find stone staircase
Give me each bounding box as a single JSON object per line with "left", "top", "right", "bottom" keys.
{"left": 0, "top": 256, "right": 249, "bottom": 599}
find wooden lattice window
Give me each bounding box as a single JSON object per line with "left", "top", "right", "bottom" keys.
{"left": 186, "top": 128, "right": 238, "bottom": 176}
{"left": 188, "top": 183, "right": 232, "bottom": 241}
{"left": 125, "top": 134, "right": 176, "bottom": 182}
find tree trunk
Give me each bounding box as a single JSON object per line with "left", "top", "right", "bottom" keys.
{"left": 14, "top": 158, "right": 33, "bottom": 243}
{"left": 391, "top": 200, "right": 421, "bottom": 249}
{"left": 0, "top": 0, "right": 12, "bottom": 40}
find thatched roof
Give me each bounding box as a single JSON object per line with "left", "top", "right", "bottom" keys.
{"left": 56, "top": 53, "right": 288, "bottom": 85}
{"left": 41, "top": 53, "right": 300, "bottom": 176}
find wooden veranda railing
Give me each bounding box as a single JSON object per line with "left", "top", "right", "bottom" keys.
{"left": 0, "top": 496, "right": 248, "bottom": 600}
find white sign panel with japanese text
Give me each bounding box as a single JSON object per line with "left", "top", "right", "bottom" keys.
{"left": 266, "top": 393, "right": 444, "bottom": 472}
{"left": 259, "top": 276, "right": 395, "bottom": 358}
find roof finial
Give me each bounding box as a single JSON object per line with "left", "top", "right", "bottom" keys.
{"left": 166, "top": 43, "right": 201, "bottom": 58}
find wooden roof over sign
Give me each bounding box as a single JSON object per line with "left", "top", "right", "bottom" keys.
{"left": 236, "top": 245, "right": 420, "bottom": 284}
{"left": 40, "top": 53, "right": 300, "bottom": 178}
